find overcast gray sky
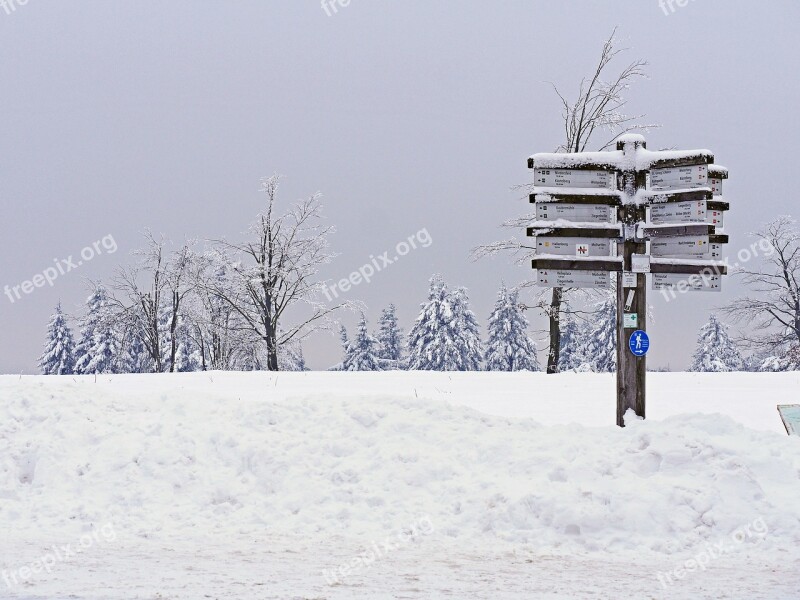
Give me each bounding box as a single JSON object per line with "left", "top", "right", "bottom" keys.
{"left": 1, "top": 0, "right": 798, "bottom": 373}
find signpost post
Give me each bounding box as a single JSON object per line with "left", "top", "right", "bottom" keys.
{"left": 526, "top": 135, "right": 730, "bottom": 426}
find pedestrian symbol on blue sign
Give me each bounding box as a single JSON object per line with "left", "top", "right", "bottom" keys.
{"left": 629, "top": 330, "right": 650, "bottom": 357}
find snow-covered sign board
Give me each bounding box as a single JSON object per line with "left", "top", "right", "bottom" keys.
{"left": 537, "top": 269, "right": 610, "bottom": 289}
{"left": 534, "top": 169, "right": 614, "bottom": 189}
{"left": 650, "top": 165, "right": 708, "bottom": 191}
{"left": 535, "top": 203, "right": 613, "bottom": 223}
{"left": 650, "top": 201, "right": 706, "bottom": 224}
{"left": 709, "top": 178, "right": 723, "bottom": 196}
{"left": 652, "top": 272, "right": 722, "bottom": 292}
{"left": 777, "top": 405, "right": 800, "bottom": 436}
{"left": 654, "top": 242, "right": 723, "bottom": 259}
{"left": 650, "top": 201, "right": 725, "bottom": 228}
{"left": 650, "top": 236, "right": 714, "bottom": 257}
{"left": 536, "top": 237, "right": 612, "bottom": 257}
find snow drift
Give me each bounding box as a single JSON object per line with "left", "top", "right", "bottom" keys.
{"left": 2, "top": 372, "right": 799, "bottom": 559}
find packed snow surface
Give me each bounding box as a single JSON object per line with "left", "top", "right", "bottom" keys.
{"left": 1, "top": 371, "right": 799, "bottom": 599}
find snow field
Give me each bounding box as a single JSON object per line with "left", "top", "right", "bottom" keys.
{"left": 1, "top": 372, "right": 799, "bottom": 560}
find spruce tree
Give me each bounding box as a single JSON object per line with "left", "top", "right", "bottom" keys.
{"left": 688, "top": 315, "right": 745, "bottom": 372}
{"left": 278, "top": 339, "right": 307, "bottom": 372}
{"left": 347, "top": 314, "right": 382, "bottom": 371}
{"left": 376, "top": 304, "right": 404, "bottom": 368}
{"left": 74, "top": 286, "right": 119, "bottom": 375}
{"left": 338, "top": 324, "right": 353, "bottom": 371}
{"left": 450, "top": 287, "right": 483, "bottom": 371}
{"left": 579, "top": 297, "right": 616, "bottom": 373}
{"left": 485, "top": 285, "right": 540, "bottom": 371}
{"left": 39, "top": 303, "right": 76, "bottom": 375}
{"left": 557, "top": 310, "right": 584, "bottom": 372}
{"left": 407, "top": 275, "right": 482, "bottom": 371}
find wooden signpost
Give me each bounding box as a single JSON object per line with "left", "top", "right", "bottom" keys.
{"left": 527, "top": 135, "right": 730, "bottom": 426}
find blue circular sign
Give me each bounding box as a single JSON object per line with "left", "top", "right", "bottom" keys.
{"left": 629, "top": 330, "right": 650, "bottom": 357}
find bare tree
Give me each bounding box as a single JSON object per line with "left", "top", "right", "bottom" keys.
{"left": 724, "top": 217, "right": 800, "bottom": 352}
{"left": 108, "top": 232, "right": 195, "bottom": 373}
{"left": 552, "top": 28, "right": 652, "bottom": 153}
{"left": 474, "top": 29, "right": 654, "bottom": 374}
{"left": 207, "top": 175, "right": 346, "bottom": 371}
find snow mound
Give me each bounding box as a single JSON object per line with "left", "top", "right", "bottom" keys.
{"left": 1, "top": 374, "right": 800, "bottom": 558}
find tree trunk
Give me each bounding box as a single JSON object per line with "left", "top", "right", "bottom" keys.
{"left": 169, "top": 292, "right": 179, "bottom": 373}
{"left": 547, "top": 287, "right": 563, "bottom": 374}
{"left": 266, "top": 326, "right": 279, "bottom": 371}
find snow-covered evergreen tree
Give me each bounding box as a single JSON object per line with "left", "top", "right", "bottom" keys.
{"left": 484, "top": 285, "right": 540, "bottom": 371}
{"left": 279, "top": 339, "right": 307, "bottom": 372}
{"left": 346, "top": 314, "right": 382, "bottom": 371}
{"left": 759, "top": 345, "right": 800, "bottom": 372}
{"left": 74, "top": 286, "right": 119, "bottom": 375}
{"left": 39, "top": 303, "right": 76, "bottom": 375}
{"left": 334, "top": 324, "right": 353, "bottom": 371}
{"left": 122, "top": 329, "right": 153, "bottom": 374}
{"left": 158, "top": 305, "right": 173, "bottom": 373}
{"left": 174, "top": 316, "right": 202, "bottom": 372}
{"left": 376, "top": 304, "right": 404, "bottom": 368}
{"left": 407, "top": 275, "right": 482, "bottom": 371}
{"left": 688, "top": 315, "right": 745, "bottom": 372}
{"left": 557, "top": 310, "right": 584, "bottom": 372}
{"left": 579, "top": 297, "right": 616, "bottom": 373}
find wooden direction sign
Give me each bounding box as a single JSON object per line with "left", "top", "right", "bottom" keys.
{"left": 639, "top": 223, "right": 720, "bottom": 238}
{"left": 650, "top": 237, "right": 725, "bottom": 258}
{"left": 650, "top": 164, "right": 708, "bottom": 191}
{"left": 536, "top": 237, "right": 612, "bottom": 256}
{"left": 650, "top": 200, "right": 705, "bottom": 224}
{"left": 533, "top": 168, "right": 615, "bottom": 189}
{"left": 652, "top": 272, "right": 722, "bottom": 292}
{"left": 525, "top": 138, "right": 732, "bottom": 427}
{"left": 535, "top": 203, "right": 613, "bottom": 223}
{"left": 538, "top": 269, "right": 611, "bottom": 289}
{"left": 650, "top": 200, "right": 730, "bottom": 226}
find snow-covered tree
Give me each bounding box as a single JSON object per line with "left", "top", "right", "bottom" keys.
{"left": 278, "top": 337, "right": 307, "bottom": 372}
{"left": 376, "top": 304, "right": 404, "bottom": 368}
{"left": 579, "top": 297, "right": 616, "bottom": 373}
{"left": 333, "top": 324, "right": 353, "bottom": 371}
{"left": 688, "top": 315, "right": 745, "bottom": 372}
{"left": 346, "top": 314, "right": 382, "bottom": 371}
{"left": 74, "top": 286, "right": 119, "bottom": 375}
{"left": 407, "top": 275, "right": 482, "bottom": 371}
{"left": 484, "top": 285, "right": 540, "bottom": 371}
{"left": 557, "top": 309, "right": 585, "bottom": 372}
{"left": 121, "top": 329, "right": 152, "bottom": 374}
{"left": 759, "top": 345, "right": 800, "bottom": 372}
{"left": 174, "top": 315, "right": 202, "bottom": 372}
{"left": 204, "top": 175, "right": 347, "bottom": 371}
{"left": 39, "top": 303, "right": 76, "bottom": 375}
